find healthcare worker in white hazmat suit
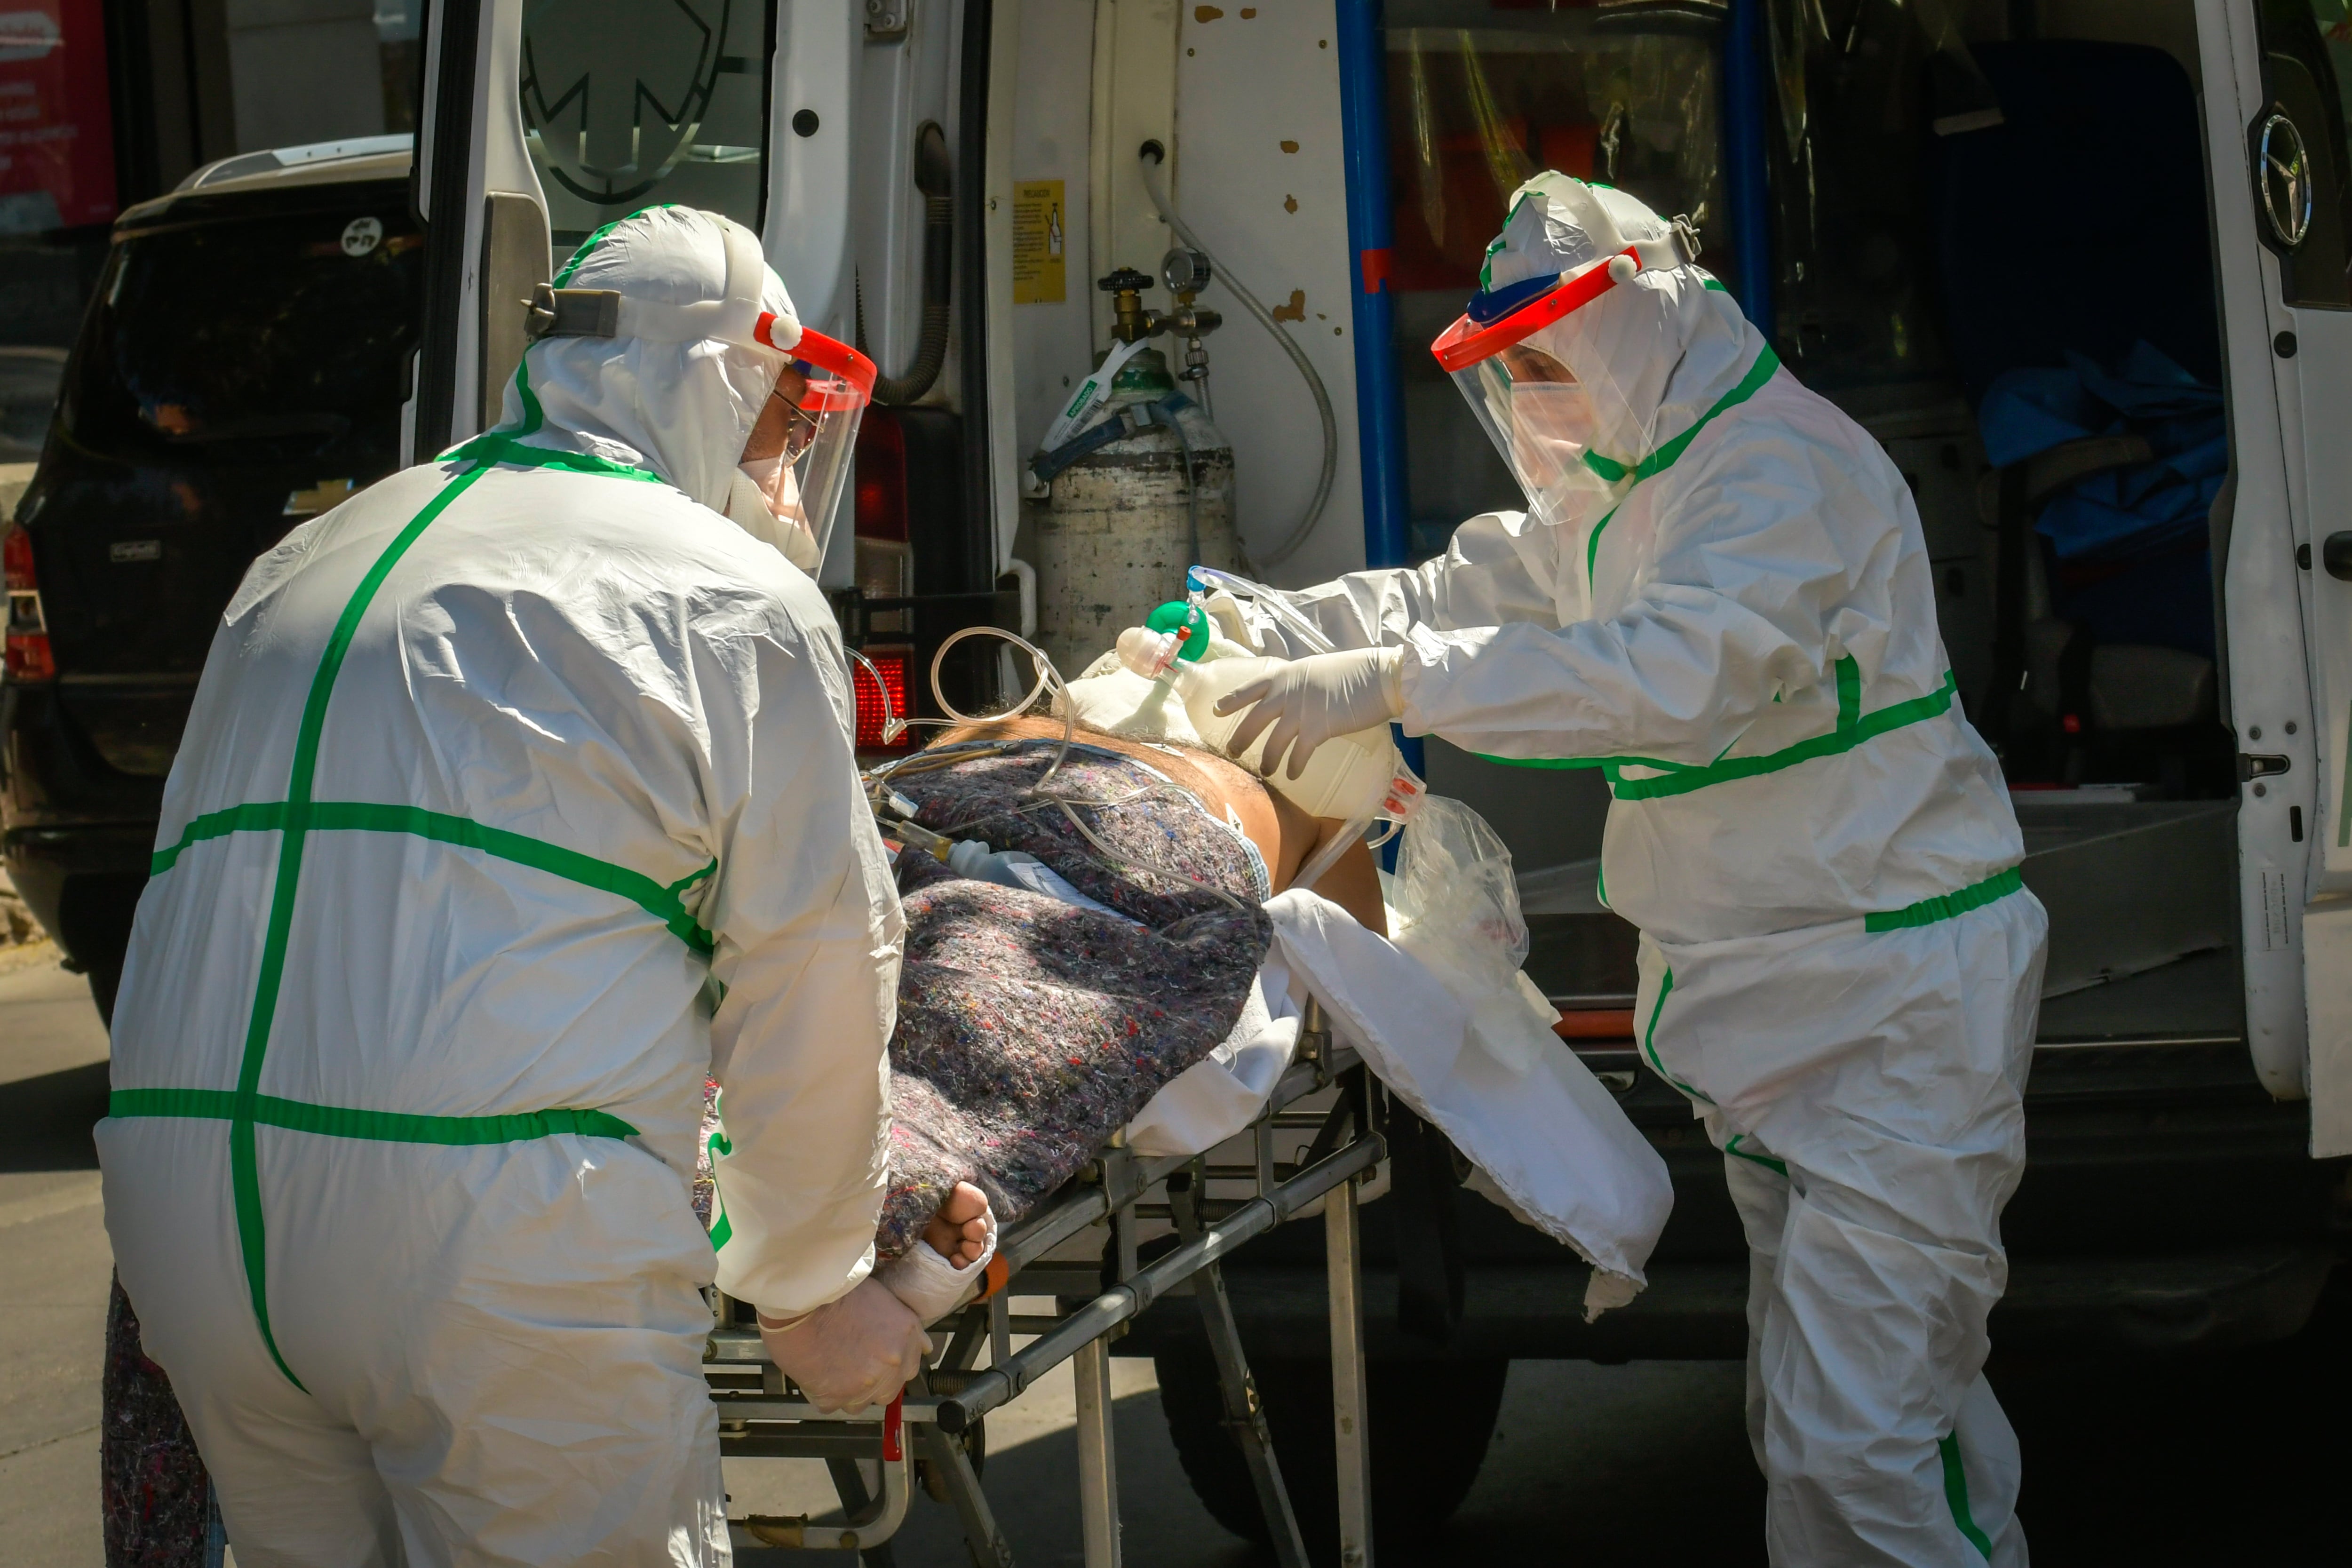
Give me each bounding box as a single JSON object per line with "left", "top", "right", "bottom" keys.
{"left": 97, "top": 206, "right": 959, "bottom": 1565}
{"left": 1216, "top": 174, "right": 2046, "bottom": 1567}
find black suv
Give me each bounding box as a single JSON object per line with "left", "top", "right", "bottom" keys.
{"left": 1, "top": 142, "right": 422, "bottom": 1020}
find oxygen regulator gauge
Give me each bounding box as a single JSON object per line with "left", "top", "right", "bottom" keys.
{"left": 1161, "top": 248, "right": 1212, "bottom": 298}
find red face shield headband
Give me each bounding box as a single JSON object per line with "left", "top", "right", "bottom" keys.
{"left": 1430, "top": 247, "right": 1642, "bottom": 374}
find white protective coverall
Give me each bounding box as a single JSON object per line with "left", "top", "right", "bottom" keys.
{"left": 1243, "top": 175, "right": 2047, "bottom": 1566}
{"left": 97, "top": 207, "right": 901, "bottom": 1566}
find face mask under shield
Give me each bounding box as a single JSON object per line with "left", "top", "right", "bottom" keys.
{"left": 739, "top": 327, "right": 871, "bottom": 568}
{"left": 1432, "top": 251, "right": 1665, "bottom": 533}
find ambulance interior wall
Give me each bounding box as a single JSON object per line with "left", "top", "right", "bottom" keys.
{"left": 1836, "top": 0, "right": 2220, "bottom": 792}
{"left": 1007, "top": 1, "right": 1369, "bottom": 589}
{"left": 854, "top": 5, "right": 962, "bottom": 396}
{"left": 1001, "top": 0, "right": 2231, "bottom": 898}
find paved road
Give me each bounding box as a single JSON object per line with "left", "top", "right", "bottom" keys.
{"left": 4, "top": 952, "right": 2348, "bottom": 1567}
{"left": 0, "top": 951, "right": 113, "bottom": 1568}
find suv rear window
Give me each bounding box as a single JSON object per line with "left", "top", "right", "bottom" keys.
{"left": 62, "top": 197, "right": 423, "bottom": 466}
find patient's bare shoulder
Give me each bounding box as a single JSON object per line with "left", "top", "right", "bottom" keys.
{"left": 931, "top": 717, "right": 1279, "bottom": 846}
{"left": 924, "top": 716, "right": 1384, "bottom": 933}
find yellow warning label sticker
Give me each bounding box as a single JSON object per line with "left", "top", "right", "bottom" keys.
{"left": 1013, "top": 179, "right": 1067, "bottom": 304}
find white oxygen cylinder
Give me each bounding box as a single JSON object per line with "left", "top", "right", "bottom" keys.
{"left": 1116, "top": 628, "right": 1400, "bottom": 821}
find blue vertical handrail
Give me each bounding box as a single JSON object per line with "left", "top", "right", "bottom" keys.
{"left": 1334, "top": 0, "right": 1410, "bottom": 576}
{"left": 1722, "top": 0, "right": 1775, "bottom": 334}
{"left": 1333, "top": 0, "right": 1425, "bottom": 788}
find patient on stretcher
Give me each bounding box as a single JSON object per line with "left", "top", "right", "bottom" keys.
{"left": 927, "top": 714, "right": 1389, "bottom": 931}
{"left": 872, "top": 716, "right": 1387, "bottom": 1251}
{"left": 699, "top": 714, "right": 1389, "bottom": 1279}
{"left": 692, "top": 692, "right": 1671, "bottom": 1328}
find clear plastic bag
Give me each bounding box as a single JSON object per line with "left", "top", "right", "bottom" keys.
{"left": 1384, "top": 794, "right": 1560, "bottom": 1073}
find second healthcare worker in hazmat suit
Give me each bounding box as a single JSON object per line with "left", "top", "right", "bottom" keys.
{"left": 96, "top": 207, "right": 985, "bottom": 1565}
{"left": 1216, "top": 175, "right": 2046, "bottom": 1567}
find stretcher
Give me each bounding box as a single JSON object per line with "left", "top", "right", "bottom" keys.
{"left": 705, "top": 999, "right": 1384, "bottom": 1568}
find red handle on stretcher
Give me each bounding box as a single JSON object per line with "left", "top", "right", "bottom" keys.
{"left": 1555, "top": 1009, "right": 1637, "bottom": 1041}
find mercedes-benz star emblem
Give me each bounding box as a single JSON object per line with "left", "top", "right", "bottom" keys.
{"left": 2260, "top": 109, "right": 2314, "bottom": 250}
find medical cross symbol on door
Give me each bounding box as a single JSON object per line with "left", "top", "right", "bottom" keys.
{"left": 519, "top": 0, "right": 735, "bottom": 206}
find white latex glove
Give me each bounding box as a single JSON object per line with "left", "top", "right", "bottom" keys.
{"left": 759, "top": 1277, "right": 930, "bottom": 1413}
{"left": 1215, "top": 645, "right": 1405, "bottom": 779}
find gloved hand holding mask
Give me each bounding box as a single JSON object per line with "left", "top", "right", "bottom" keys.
{"left": 1214, "top": 645, "right": 1405, "bottom": 779}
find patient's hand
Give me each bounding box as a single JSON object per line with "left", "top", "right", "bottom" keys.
{"left": 922, "top": 1182, "right": 991, "bottom": 1267}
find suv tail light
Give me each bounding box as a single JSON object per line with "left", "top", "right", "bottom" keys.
{"left": 851, "top": 647, "right": 913, "bottom": 750}
{"left": 3, "top": 523, "right": 54, "bottom": 682}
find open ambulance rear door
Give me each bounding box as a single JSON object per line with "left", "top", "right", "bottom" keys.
{"left": 404, "top": 0, "right": 1017, "bottom": 650}
{"left": 2201, "top": 0, "right": 2352, "bottom": 1150}
{"left": 407, "top": 0, "right": 857, "bottom": 459}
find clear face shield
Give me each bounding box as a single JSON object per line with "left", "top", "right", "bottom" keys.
{"left": 1431, "top": 252, "right": 1665, "bottom": 534}
{"left": 739, "top": 325, "right": 872, "bottom": 568}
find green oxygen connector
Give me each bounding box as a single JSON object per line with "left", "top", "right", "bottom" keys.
{"left": 1145, "top": 599, "right": 1211, "bottom": 661}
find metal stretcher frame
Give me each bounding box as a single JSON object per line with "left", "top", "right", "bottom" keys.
{"left": 704, "top": 1001, "right": 1384, "bottom": 1568}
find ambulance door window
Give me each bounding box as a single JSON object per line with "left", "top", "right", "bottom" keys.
{"left": 519, "top": 0, "right": 777, "bottom": 268}
{"left": 2254, "top": 0, "right": 2352, "bottom": 306}
{"left": 1383, "top": 8, "right": 1735, "bottom": 556}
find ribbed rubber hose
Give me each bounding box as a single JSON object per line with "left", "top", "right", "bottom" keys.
{"left": 869, "top": 122, "right": 957, "bottom": 407}
{"left": 1139, "top": 150, "right": 1337, "bottom": 567}
{"left": 873, "top": 195, "right": 954, "bottom": 405}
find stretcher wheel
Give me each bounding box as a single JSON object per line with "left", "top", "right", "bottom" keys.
{"left": 1152, "top": 1345, "right": 1507, "bottom": 1561}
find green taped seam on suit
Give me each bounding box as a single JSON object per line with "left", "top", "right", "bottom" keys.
{"left": 1637, "top": 968, "right": 1712, "bottom": 1105}
{"left": 1634, "top": 867, "right": 2025, "bottom": 1111}
{"left": 108, "top": 1088, "right": 639, "bottom": 1146}
{"left": 122, "top": 396, "right": 681, "bottom": 1383}
{"left": 1478, "top": 662, "right": 1959, "bottom": 801}
{"left": 151, "top": 800, "right": 716, "bottom": 956}
{"left": 1939, "top": 1432, "right": 1996, "bottom": 1560}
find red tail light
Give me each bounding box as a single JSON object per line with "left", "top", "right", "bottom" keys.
{"left": 853, "top": 410, "right": 908, "bottom": 542}
{"left": 3, "top": 523, "right": 54, "bottom": 683}
{"left": 853, "top": 647, "right": 912, "bottom": 749}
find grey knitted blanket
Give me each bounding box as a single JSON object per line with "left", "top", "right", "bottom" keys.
{"left": 694, "top": 740, "right": 1272, "bottom": 1257}
{"left": 872, "top": 742, "right": 1273, "bottom": 1253}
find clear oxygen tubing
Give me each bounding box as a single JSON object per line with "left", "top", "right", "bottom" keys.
{"left": 1291, "top": 816, "right": 1373, "bottom": 892}
{"left": 921, "top": 625, "right": 1248, "bottom": 915}
{"left": 1168, "top": 402, "right": 1202, "bottom": 571}
{"left": 846, "top": 646, "right": 907, "bottom": 745}
{"left": 1185, "top": 564, "right": 1338, "bottom": 654}
{"left": 1139, "top": 144, "right": 1337, "bottom": 567}
{"left": 925, "top": 624, "right": 1079, "bottom": 794}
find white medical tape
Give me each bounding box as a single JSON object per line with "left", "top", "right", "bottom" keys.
{"left": 877, "top": 1208, "right": 1000, "bottom": 1325}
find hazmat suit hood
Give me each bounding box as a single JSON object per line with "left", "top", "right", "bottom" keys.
{"left": 483, "top": 205, "right": 803, "bottom": 546}
{"left": 1473, "top": 172, "right": 1760, "bottom": 481}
